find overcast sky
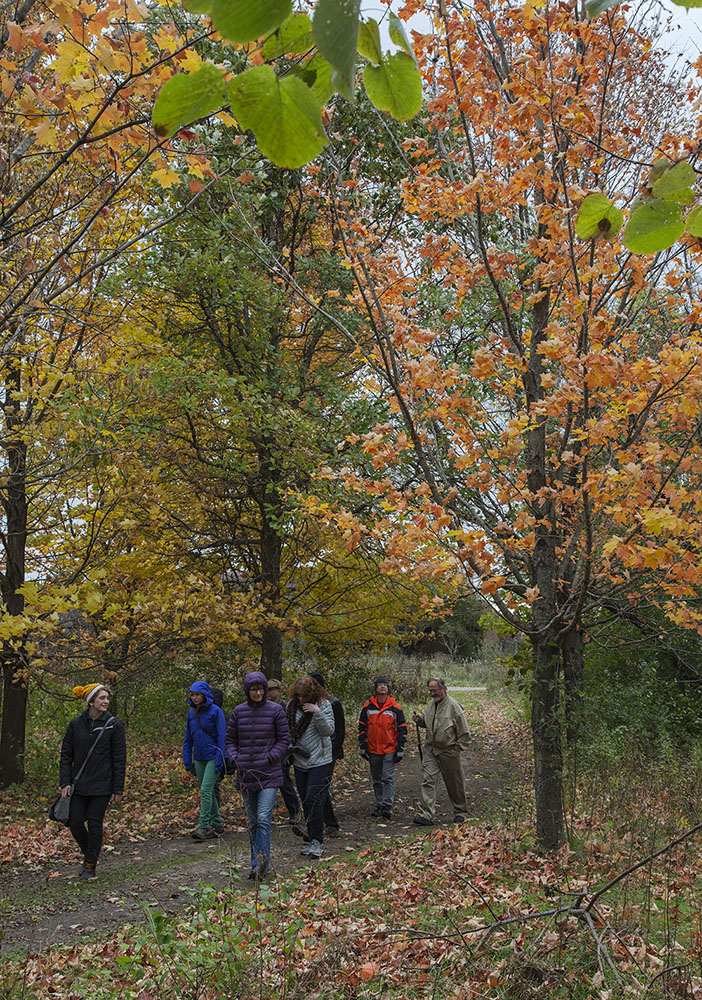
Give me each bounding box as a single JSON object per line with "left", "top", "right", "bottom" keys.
{"left": 362, "top": 0, "right": 702, "bottom": 64}
{"left": 660, "top": 0, "right": 702, "bottom": 60}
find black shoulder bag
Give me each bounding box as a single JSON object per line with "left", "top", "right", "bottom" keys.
{"left": 49, "top": 720, "right": 115, "bottom": 825}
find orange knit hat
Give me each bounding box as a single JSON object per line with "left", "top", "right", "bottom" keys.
{"left": 73, "top": 683, "right": 109, "bottom": 704}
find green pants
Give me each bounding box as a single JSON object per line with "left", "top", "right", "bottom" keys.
{"left": 193, "top": 760, "right": 222, "bottom": 830}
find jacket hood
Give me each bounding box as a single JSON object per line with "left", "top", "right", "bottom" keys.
{"left": 188, "top": 681, "right": 214, "bottom": 708}
{"left": 243, "top": 671, "right": 268, "bottom": 700}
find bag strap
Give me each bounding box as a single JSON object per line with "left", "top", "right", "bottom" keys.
{"left": 71, "top": 718, "right": 115, "bottom": 788}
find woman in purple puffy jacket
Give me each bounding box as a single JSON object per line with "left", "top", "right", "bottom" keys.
{"left": 225, "top": 671, "right": 290, "bottom": 880}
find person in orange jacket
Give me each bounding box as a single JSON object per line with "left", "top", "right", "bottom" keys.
{"left": 358, "top": 677, "right": 407, "bottom": 819}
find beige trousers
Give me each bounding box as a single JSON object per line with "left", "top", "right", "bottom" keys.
{"left": 418, "top": 746, "right": 469, "bottom": 819}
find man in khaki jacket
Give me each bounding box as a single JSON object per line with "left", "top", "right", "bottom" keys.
{"left": 412, "top": 677, "right": 470, "bottom": 825}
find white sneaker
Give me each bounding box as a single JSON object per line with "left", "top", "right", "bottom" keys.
{"left": 303, "top": 839, "right": 322, "bottom": 858}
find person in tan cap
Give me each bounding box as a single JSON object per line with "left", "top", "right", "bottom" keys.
{"left": 412, "top": 678, "right": 470, "bottom": 826}
{"left": 59, "top": 683, "right": 126, "bottom": 880}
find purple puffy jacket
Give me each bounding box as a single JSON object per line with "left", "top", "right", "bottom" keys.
{"left": 225, "top": 671, "right": 290, "bottom": 791}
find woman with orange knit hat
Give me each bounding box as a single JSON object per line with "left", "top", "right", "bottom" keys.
{"left": 59, "top": 683, "right": 126, "bottom": 880}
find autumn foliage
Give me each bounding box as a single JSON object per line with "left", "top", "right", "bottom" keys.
{"left": 309, "top": 0, "right": 702, "bottom": 846}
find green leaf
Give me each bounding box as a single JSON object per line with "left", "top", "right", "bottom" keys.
{"left": 261, "top": 13, "right": 314, "bottom": 59}
{"left": 363, "top": 51, "right": 422, "bottom": 121}
{"left": 652, "top": 161, "right": 696, "bottom": 205}
{"left": 312, "top": 0, "right": 361, "bottom": 100}
{"left": 153, "top": 63, "right": 228, "bottom": 139}
{"left": 389, "top": 11, "right": 417, "bottom": 64}
{"left": 623, "top": 199, "right": 684, "bottom": 254}
{"left": 228, "top": 65, "right": 327, "bottom": 168}
{"left": 685, "top": 206, "right": 702, "bottom": 237}
{"left": 183, "top": 0, "right": 212, "bottom": 12}
{"left": 670, "top": 0, "right": 702, "bottom": 7}
{"left": 299, "top": 53, "right": 335, "bottom": 104}
{"left": 358, "top": 19, "right": 382, "bottom": 65}
{"left": 586, "top": 0, "right": 621, "bottom": 14}
{"left": 211, "top": 0, "right": 292, "bottom": 44}
{"left": 575, "top": 193, "right": 623, "bottom": 240}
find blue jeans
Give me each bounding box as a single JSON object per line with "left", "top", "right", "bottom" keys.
{"left": 294, "top": 763, "right": 333, "bottom": 843}
{"left": 242, "top": 786, "right": 277, "bottom": 874}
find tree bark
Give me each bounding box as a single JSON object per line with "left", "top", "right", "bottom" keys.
{"left": 531, "top": 636, "right": 564, "bottom": 848}
{"left": 258, "top": 445, "right": 283, "bottom": 680}
{"left": 525, "top": 234, "right": 565, "bottom": 848}
{"left": 0, "top": 361, "right": 28, "bottom": 788}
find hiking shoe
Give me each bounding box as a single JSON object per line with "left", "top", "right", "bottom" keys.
{"left": 79, "top": 863, "right": 97, "bottom": 881}
{"left": 381, "top": 809, "right": 392, "bottom": 820}
{"left": 370, "top": 807, "right": 382, "bottom": 818}
{"left": 325, "top": 826, "right": 341, "bottom": 839}
{"left": 211, "top": 824, "right": 224, "bottom": 835}
{"left": 303, "top": 839, "right": 322, "bottom": 859}
{"left": 453, "top": 814, "right": 466, "bottom": 823}
{"left": 191, "top": 827, "right": 215, "bottom": 841}
{"left": 413, "top": 816, "right": 433, "bottom": 826}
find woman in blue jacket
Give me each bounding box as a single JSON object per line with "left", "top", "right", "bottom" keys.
{"left": 183, "top": 681, "right": 226, "bottom": 840}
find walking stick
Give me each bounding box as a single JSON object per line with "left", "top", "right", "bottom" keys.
{"left": 415, "top": 720, "right": 423, "bottom": 763}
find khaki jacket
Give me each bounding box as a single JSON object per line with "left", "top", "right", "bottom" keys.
{"left": 417, "top": 695, "right": 470, "bottom": 754}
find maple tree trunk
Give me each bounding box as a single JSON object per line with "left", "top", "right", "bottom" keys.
{"left": 258, "top": 442, "right": 283, "bottom": 680}
{"left": 562, "top": 627, "right": 584, "bottom": 747}
{"left": 0, "top": 362, "right": 28, "bottom": 788}
{"left": 531, "top": 637, "right": 564, "bottom": 849}
{"left": 526, "top": 270, "right": 565, "bottom": 849}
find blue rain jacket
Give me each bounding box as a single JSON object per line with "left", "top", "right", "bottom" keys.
{"left": 182, "top": 681, "right": 226, "bottom": 770}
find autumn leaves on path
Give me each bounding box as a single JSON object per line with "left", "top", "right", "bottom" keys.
{"left": 1, "top": 711, "right": 515, "bottom": 954}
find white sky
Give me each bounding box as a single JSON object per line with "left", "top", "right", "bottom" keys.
{"left": 362, "top": 0, "right": 702, "bottom": 65}
{"left": 661, "top": 0, "right": 702, "bottom": 60}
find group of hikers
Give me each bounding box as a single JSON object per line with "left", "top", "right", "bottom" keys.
{"left": 58, "top": 671, "right": 472, "bottom": 881}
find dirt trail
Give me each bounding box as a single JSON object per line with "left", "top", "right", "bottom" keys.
{"left": 1, "top": 731, "right": 513, "bottom": 955}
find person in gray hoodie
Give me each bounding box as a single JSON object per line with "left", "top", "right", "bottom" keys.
{"left": 285, "top": 675, "right": 334, "bottom": 859}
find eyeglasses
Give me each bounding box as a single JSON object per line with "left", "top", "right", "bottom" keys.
{"left": 250, "top": 685, "right": 265, "bottom": 692}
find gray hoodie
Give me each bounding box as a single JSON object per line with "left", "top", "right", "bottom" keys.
{"left": 290, "top": 699, "right": 335, "bottom": 769}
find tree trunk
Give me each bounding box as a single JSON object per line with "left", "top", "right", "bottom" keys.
{"left": 531, "top": 636, "right": 564, "bottom": 848}
{"left": 258, "top": 482, "right": 283, "bottom": 680}
{"left": 0, "top": 662, "right": 28, "bottom": 787}
{"left": 0, "top": 361, "right": 28, "bottom": 788}
{"left": 260, "top": 621, "right": 282, "bottom": 679}
{"left": 525, "top": 236, "right": 565, "bottom": 849}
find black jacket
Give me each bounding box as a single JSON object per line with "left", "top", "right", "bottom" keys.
{"left": 329, "top": 695, "right": 346, "bottom": 761}
{"left": 59, "top": 710, "right": 126, "bottom": 796}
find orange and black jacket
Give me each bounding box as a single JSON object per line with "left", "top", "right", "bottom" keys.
{"left": 358, "top": 695, "right": 407, "bottom": 756}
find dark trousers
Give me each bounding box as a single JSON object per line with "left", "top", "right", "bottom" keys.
{"left": 279, "top": 760, "right": 300, "bottom": 819}
{"left": 294, "top": 763, "right": 333, "bottom": 843}
{"left": 323, "top": 761, "right": 339, "bottom": 830}
{"left": 69, "top": 793, "right": 111, "bottom": 865}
